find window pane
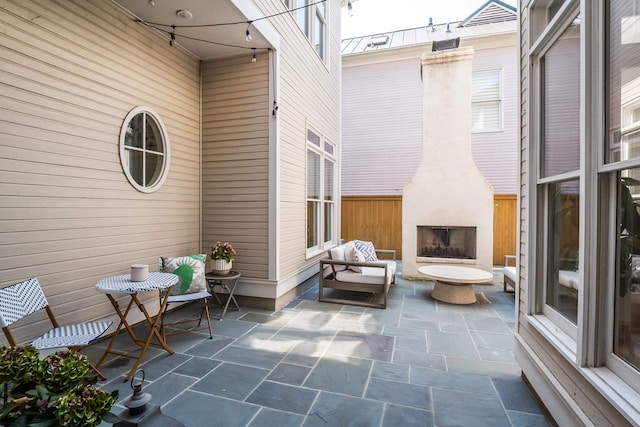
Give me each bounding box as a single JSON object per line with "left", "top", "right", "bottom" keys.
{"left": 546, "top": 179, "right": 580, "bottom": 324}
{"left": 307, "top": 129, "right": 321, "bottom": 146}
{"left": 307, "top": 201, "right": 319, "bottom": 248}
{"left": 145, "top": 115, "right": 164, "bottom": 153}
{"left": 324, "top": 202, "right": 333, "bottom": 243}
{"left": 307, "top": 150, "right": 320, "bottom": 199}
{"left": 615, "top": 167, "right": 640, "bottom": 367}
{"left": 145, "top": 152, "right": 163, "bottom": 187}
{"left": 607, "top": 2, "right": 640, "bottom": 162}
{"left": 472, "top": 101, "right": 501, "bottom": 131}
{"left": 530, "top": 0, "right": 565, "bottom": 43}
{"left": 324, "top": 159, "right": 334, "bottom": 201}
{"left": 315, "top": 10, "right": 324, "bottom": 58}
{"left": 324, "top": 142, "right": 334, "bottom": 156}
{"left": 296, "top": 0, "right": 309, "bottom": 37}
{"left": 125, "top": 114, "right": 144, "bottom": 149}
{"left": 541, "top": 17, "right": 581, "bottom": 177}
{"left": 472, "top": 70, "right": 500, "bottom": 101}
{"left": 125, "top": 148, "right": 143, "bottom": 185}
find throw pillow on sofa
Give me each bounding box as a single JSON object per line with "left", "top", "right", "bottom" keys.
{"left": 160, "top": 254, "right": 207, "bottom": 295}
{"left": 354, "top": 240, "right": 378, "bottom": 261}
{"left": 346, "top": 246, "right": 366, "bottom": 273}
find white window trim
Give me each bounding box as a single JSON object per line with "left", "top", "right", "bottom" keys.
{"left": 471, "top": 68, "right": 503, "bottom": 133}
{"left": 119, "top": 106, "right": 171, "bottom": 193}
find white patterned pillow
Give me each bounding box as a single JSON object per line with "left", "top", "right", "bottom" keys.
{"left": 346, "top": 246, "right": 366, "bottom": 273}
{"left": 354, "top": 240, "right": 378, "bottom": 261}
{"left": 160, "top": 254, "right": 207, "bottom": 295}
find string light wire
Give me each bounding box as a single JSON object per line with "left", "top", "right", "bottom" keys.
{"left": 137, "top": 0, "right": 326, "bottom": 59}
{"left": 137, "top": 0, "right": 327, "bottom": 29}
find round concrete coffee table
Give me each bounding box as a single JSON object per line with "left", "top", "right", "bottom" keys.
{"left": 418, "top": 265, "right": 493, "bottom": 304}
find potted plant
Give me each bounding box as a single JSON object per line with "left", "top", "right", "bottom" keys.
{"left": 0, "top": 345, "right": 119, "bottom": 427}
{"left": 211, "top": 241, "right": 236, "bottom": 274}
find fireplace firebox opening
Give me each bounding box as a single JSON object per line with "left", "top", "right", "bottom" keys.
{"left": 417, "top": 226, "right": 477, "bottom": 259}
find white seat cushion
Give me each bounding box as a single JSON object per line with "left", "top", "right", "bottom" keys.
{"left": 329, "top": 242, "right": 355, "bottom": 272}
{"left": 335, "top": 260, "right": 396, "bottom": 285}
{"left": 504, "top": 266, "right": 516, "bottom": 283}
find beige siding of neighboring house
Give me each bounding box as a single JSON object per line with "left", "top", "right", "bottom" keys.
{"left": 0, "top": 0, "right": 201, "bottom": 345}
{"left": 201, "top": 55, "right": 271, "bottom": 281}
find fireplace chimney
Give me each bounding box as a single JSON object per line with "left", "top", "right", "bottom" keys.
{"left": 402, "top": 47, "right": 494, "bottom": 278}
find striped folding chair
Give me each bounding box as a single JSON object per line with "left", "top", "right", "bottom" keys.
{"left": 0, "top": 278, "right": 112, "bottom": 380}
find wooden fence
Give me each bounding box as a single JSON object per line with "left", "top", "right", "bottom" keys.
{"left": 341, "top": 195, "right": 517, "bottom": 265}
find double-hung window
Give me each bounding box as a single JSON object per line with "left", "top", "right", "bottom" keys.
{"left": 529, "top": 0, "right": 640, "bottom": 399}
{"left": 530, "top": 2, "right": 581, "bottom": 340}
{"left": 306, "top": 128, "right": 336, "bottom": 254}
{"left": 472, "top": 69, "right": 503, "bottom": 132}
{"left": 286, "top": 0, "right": 327, "bottom": 61}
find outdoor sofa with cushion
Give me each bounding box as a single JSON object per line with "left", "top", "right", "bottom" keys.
{"left": 503, "top": 255, "right": 516, "bottom": 293}
{"left": 319, "top": 240, "right": 396, "bottom": 309}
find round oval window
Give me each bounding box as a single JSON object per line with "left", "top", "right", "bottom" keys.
{"left": 119, "top": 106, "right": 170, "bottom": 193}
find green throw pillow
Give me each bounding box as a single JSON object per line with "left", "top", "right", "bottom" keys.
{"left": 160, "top": 254, "right": 207, "bottom": 295}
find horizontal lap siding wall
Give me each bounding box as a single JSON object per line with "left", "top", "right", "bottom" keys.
{"left": 201, "top": 55, "right": 270, "bottom": 280}
{"left": 0, "top": 0, "right": 200, "bottom": 344}
{"left": 341, "top": 59, "right": 423, "bottom": 196}
{"left": 254, "top": 0, "right": 341, "bottom": 280}
{"left": 472, "top": 45, "right": 519, "bottom": 195}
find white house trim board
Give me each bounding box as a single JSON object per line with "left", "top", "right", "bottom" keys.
{"left": 269, "top": 50, "right": 280, "bottom": 282}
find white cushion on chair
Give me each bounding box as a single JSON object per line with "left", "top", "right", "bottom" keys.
{"left": 32, "top": 321, "right": 112, "bottom": 349}
{"left": 329, "top": 242, "right": 355, "bottom": 272}
{"left": 504, "top": 267, "right": 516, "bottom": 283}
{"left": 167, "top": 291, "right": 211, "bottom": 303}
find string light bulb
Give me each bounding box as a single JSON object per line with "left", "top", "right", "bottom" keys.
{"left": 347, "top": 1, "right": 353, "bottom": 17}
{"left": 245, "top": 23, "right": 253, "bottom": 42}
{"left": 169, "top": 26, "right": 176, "bottom": 46}
{"left": 251, "top": 48, "right": 257, "bottom": 63}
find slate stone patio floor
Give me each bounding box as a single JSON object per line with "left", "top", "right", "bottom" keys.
{"left": 92, "top": 265, "right": 553, "bottom": 427}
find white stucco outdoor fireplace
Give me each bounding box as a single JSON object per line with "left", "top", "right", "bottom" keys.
{"left": 402, "top": 46, "right": 493, "bottom": 278}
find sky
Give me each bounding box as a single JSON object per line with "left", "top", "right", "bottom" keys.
{"left": 341, "top": 0, "right": 518, "bottom": 39}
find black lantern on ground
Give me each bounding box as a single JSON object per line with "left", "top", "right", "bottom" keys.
{"left": 114, "top": 370, "right": 184, "bottom": 427}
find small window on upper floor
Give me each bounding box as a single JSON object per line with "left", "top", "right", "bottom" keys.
{"left": 472, "top": 69, "right": 503, "bottom": 132}
{"left": 287, "top": 0, "right": 327, "bottom": 62}
{"left": 119, "top": 106, "right": 170, "bottom": 193}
